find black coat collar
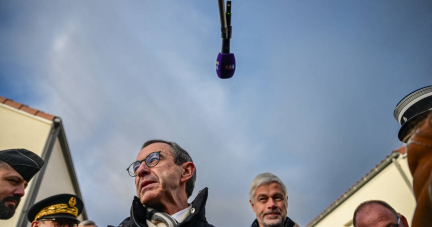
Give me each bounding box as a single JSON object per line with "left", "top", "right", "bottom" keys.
{"left": 129, "top": 188, "right": 210, "bottom": 227}
{"left": 251, "top": 216, "right": 296, "bottom": 227}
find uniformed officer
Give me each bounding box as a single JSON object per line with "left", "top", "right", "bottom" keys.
{"left": 27, "top": 194, "right": 84, "bottom": 227}
{"left": 0, "top": 148, "right": 44, "bottom": 220}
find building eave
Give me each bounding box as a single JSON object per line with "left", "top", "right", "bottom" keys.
{"left": 306, "top": 151, "right": 401, "bottom": 227}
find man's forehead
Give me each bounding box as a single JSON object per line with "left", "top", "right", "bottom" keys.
{"left": 361, "top": 203, "right": 393, "bottom": 215}
{"left": 255, "top": 182, "right": 285, "bottom": 196}
{"left": 136, "top": 142, "right": 171, "bottom": 159}
{"left": 356, "top": 203, "right": 395, "bottom": 224}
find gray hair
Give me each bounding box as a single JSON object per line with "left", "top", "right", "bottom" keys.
{"left": 249, "top": 172, "right": 288, "bottom": 203}
{"left": 142, "top": 139, "right": 196, "bottom": 198}
{"left": 78, "top": 220, "right": 97, "bottom": 227}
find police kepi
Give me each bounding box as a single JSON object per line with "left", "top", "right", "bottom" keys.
{"left": 27, "top": 194, "right": 83, "bottom": 227}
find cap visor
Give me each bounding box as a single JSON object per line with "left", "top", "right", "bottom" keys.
{"left": 39, "top": 214, "right": 80, "bottom": 223}
{"left": 399, "top": 110, "right": 431, "bottom": 142}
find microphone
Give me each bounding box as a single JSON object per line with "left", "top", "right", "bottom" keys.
{"left": 216, "top": 0, "right": 235, "bottom": 79}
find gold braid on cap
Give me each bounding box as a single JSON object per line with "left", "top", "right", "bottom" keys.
{"left": 34, "top": 197, "right": 78, "bottom": 220}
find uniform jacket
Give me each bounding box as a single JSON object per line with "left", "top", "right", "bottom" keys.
{"left": 251, "top": 217, "right": 296, "bottom": 227}
{"left": 109, "top": 188, "right": 214, "bottom": 227}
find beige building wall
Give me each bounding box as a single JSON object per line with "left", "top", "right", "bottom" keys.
{"left": 0, "top": 104, "right": 52, "bottom": 153}
{"left": 34, "top": 139, "right": 76, "bottom": 199}
{"left": 24, "top": 139, "right": 83, "bottom": 226}
{"left": 311, "top": 155, "right": 416, "bottom": 227}
{"left": 0, "top": 103, "right": 53, "bottom": 227}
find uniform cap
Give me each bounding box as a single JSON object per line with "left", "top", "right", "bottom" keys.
{"left": 394, "top": 85, "right": 432, "bottom": 142}
{"left": 27, "top": 194, "right": 83, "bottom": 223}
{"left": 0, "top": 148, "right": 44, "bottom": 182}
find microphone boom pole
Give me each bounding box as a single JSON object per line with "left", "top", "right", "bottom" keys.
{"left": 216, "top": 1, "right": 235, "bottom": 79}
{"left": 218, "top": 0, "right": 228, "bottom": 39}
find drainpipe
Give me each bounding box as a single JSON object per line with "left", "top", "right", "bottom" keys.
{"left": 392, "top": 154, "right": 414, "bottom": 196}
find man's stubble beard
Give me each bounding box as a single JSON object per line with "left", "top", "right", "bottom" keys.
{"left": 260, "top": 216, "right": 284, "bottom": 227}
{"left": 0, "top": 195, "right": 21, "bottom": 220}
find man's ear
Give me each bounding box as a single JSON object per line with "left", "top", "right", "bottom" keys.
{"left": 31, "top": 221, "right": 39, "bottom": 227}
{"left": 399, "top": 213, "right": 409, "bottom": 227}
{"left": 249, "top": 199, "right": 256, "bottom": 212}
{"left": 180, "top": 162, "right": 195, "bottom": 183}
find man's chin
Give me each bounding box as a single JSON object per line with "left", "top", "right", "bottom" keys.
{"left": 0, "top": 204, "right": 16, "bottom": 220}
{"left": 262, "top": 216, "right": 283, "bottom": 227}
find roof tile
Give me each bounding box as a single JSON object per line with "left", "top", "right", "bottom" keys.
{"left": 0, "top": 95, "right": 56, "bottom": 121}
{"left": 35, "top": 112, "right": 55, "bottom": 121}
{"left": 4, "top": 100, "right": 23, "bottom": 109}
{"left": 393, "top": 146, "right": 406, "bottom": 154}
{"left": 20, "top": 105, "right": 39, "bottom": 115}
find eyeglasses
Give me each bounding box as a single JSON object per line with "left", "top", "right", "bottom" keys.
{"left": 391, "top": 215, "right": 401, "bottom": 227}
{"left": 126, "top": 151, "right": 179, "bottom": 177}
{"left": 38, "top": 218, "right": 79, "bottom": 227}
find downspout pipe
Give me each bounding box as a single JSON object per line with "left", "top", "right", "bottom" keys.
{"left": 392, "top": 155, "right": 414, "bottom": 196}
{"left": 55, "top": 118, "right": 89, "bottom": 220}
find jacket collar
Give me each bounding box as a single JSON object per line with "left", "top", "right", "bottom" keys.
{"left": 251, "top": 217, "right": 292, "bottom": 227}
{"left": 130, "top": 188, "right": 209, "bottom": 226}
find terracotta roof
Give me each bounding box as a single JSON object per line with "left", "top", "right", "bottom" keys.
{"left": 392, "top": 146, "right": 406, "bottom": 154}
{"left": 307, "top": 149, "right": 406, "bottom": 226}
{"left": 0, "top": 96, "right": 56, "bottom": 121}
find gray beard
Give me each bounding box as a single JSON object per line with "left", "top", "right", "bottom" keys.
{"left": 261, "top": 217, "right": 284, "bottom": 227}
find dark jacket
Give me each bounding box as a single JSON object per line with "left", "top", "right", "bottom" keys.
{"left": 109, "top": 188, "right": 214, "bottom": 227}
{"left": 251, "top": 217, "right": 296, "bottom": 227}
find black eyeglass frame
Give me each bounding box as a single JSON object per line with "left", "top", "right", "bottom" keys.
{"left": 126, "top": 151, "right": 183, "bottom": 177}
{"left": 388, "top": 215, "right": 401, "bottom": 227}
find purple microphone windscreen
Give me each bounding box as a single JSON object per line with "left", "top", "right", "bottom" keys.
{"left": 216, "top": 53, "right": 236, "bottom": 79}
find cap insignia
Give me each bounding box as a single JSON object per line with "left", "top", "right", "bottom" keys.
{"left": 34, "top": 201, "right": 79, "bottom": 220}
{"left": 69, "top": 197, "right": 76, "bottom": 208}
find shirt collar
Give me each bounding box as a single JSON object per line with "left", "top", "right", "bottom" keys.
{"left": 171, "top": 205, "right": 191, "bottom": 222}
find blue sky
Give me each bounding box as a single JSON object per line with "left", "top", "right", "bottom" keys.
{"left": 0, "top": 1, "right": 431, "bottom": 226}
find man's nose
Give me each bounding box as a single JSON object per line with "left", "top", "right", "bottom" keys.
{"left": 136, "top": 162, "right": 151, "bottom": 177}
{"left": 14, "top": 184, "right": 25, "bottom": 197}
{"left": 267, "top": 199, "right": 277, "bottom": 209}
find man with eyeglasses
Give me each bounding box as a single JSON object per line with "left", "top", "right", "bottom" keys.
{"left": 0, "top": 148, "right": 44, "bottom": 220}
{"left": 113, "top": 139, "right": 214, "bottom": 227}
{"left": 353, "top": 200, "right": 409, "bottom": 227}
{"left": 27, "top": 193, "right": 83, "bottom": 227}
